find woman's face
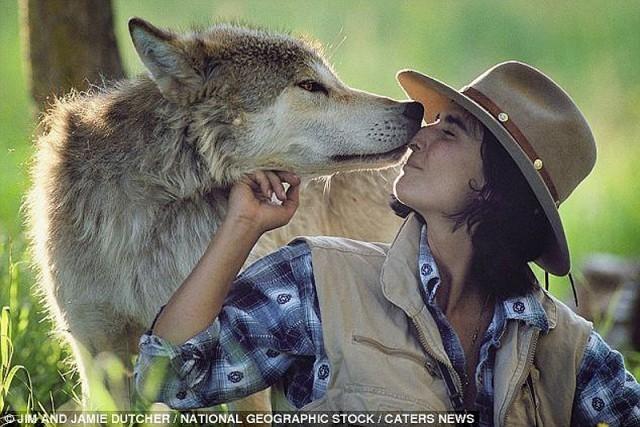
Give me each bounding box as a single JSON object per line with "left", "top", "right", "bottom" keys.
{"left": 394, "top": 103, "right": 485, "bottom": 219}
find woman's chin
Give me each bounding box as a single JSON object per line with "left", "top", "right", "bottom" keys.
{"left": 392, "top": 187, "right": 411, "bottom": 209}
{"left": 393, "top": 175, "right": 414, "bottom": 200}
{"left": 393, "top": 182, "right": 425, "bottom": 213}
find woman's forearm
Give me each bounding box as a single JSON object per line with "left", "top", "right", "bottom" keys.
{"left": 152, "top": 217, "right": 262, "bottom": 345}
{"left": 150, "top": 170, "right": 300, "bottom": 345}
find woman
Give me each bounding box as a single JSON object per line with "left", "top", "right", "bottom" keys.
{"left": 134, "top": 61, "right": 640, "bottom": 425}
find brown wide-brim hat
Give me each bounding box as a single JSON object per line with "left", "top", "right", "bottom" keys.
{"left": 397, "top": 61, "right": 596, "bottom": 275}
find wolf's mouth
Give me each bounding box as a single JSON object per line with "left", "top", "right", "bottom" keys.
{"left": 330, "top": 143, "right": 409, "bottom": 163}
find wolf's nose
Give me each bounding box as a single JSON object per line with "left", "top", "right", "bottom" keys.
{"left": 402, "top": 101, "right": 424, "bottom": 121}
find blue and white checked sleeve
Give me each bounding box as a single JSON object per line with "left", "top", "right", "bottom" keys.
{"left": 133, "top": 241, "right": 321, "bottom": 410}
{"left": 572, "top": 330, "right": 640, "bottom": 426}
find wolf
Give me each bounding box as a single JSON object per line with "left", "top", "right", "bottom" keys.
{"left": 27, "top": 17, "right": 421, "bottom": 410}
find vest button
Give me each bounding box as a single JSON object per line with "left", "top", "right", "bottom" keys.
{"left": 176, "top": 390, "right": 186, "bottom": 400}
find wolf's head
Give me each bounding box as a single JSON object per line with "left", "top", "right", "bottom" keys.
{"left": 129, "top": 18, "right": 422, "bottom": 184}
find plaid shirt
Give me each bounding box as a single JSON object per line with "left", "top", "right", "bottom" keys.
{"left": 135, "top": 227, "right": 640, "bottom": 426}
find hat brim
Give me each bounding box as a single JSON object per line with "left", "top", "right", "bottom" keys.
{"left": 397, "top": 69, "right": 569, "bottom": 276}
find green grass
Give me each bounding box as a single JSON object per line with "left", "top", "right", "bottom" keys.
{"left": 0, "top": 237, "right": 79, "bottom": 414}
{"left": 1, "top": 0, "right": 639, "bottom": 416}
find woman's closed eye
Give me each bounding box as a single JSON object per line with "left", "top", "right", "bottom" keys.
{"left": 433, "top": 114, "right": 455, "bottom": 136}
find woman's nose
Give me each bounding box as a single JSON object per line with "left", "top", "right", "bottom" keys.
{"left": 408, "top": 127, "right": 430, "bottom": 152}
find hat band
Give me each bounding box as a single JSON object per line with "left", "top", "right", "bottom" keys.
{"left": 461, "top": 86, "right": 560, "bottom": 204}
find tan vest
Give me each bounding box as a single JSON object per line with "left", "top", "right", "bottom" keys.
{"left": 271, "top": 213, "right": 592, "bottom": 426}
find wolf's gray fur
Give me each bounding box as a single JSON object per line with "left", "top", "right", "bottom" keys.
{"left": 26, "top": 18, "right": 420, "bottom": 408}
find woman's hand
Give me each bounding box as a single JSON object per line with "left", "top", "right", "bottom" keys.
{"left": 154, "top": 170, "right": 300, "bottom": 345}
{"left": 226, "top": 170, "right": 301, "bottom": 235}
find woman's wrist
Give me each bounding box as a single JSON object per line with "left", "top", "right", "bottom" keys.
{"left": 220, "top": 213, "right": 264, "bottom": 241}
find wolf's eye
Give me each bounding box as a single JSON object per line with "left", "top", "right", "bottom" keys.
{"left": 298, "top": 80, "right": 328, "bottom": 95}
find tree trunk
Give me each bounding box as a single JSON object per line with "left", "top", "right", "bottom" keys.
{"left": 19, "top": 0, "right": 125, "bottom": 110}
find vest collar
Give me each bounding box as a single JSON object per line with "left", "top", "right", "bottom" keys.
{"left": 380, "top": 212, "right": 558, "bottom": 332}
{"left": 502, "top": 292, "right": 553, "bottom": 333}
{"left": 380, "top": 212, "right": 452, "bottom": 365}
{"left": 380, "top": 212, "right": 425, "bottom": 317}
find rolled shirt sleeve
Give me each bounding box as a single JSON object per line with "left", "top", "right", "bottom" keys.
{"left": 572, "top": 330, "right": 640, "bottom": 426}
{"left": 134, "top": 241, "right": 320, "bottom": 409}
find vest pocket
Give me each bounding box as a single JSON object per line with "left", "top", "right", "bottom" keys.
{"left": 352, "top": 335, "right": 438, "bottom": 376}
{"left": 346, "top": 334, "right": 450, "bottom": 411}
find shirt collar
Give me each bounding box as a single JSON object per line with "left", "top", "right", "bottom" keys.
{"left": 417, "top": 223, "right": 550, "bottom": 334}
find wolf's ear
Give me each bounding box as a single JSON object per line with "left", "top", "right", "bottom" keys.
{"left": 128, "top": 17, "right": 202, "bottom": 103}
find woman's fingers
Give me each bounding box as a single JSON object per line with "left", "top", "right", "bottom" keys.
{"left": 232, "top": 170, "right": 301, "bottom": 232}
{"left": 241, "top": 174, "right": 260, "bottom": 192}
{"left": 265, "top": 171, "right": 286, "bottom": 201}
{"left": 277, "top": 171, "right": 301, "bottom": 187}
{"left": 244, "top": 170, "right": 300, "bottom": 204}
{"left": 254, "top": 170, "right": 273, "bottom": 199}
{"left": 283, "top": 178, "right": 300, "bottom": 209}
{"left": 228, "top": 170, "right": 300, "bottom": 234}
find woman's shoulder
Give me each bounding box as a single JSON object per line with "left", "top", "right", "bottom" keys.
{"left": 534, "top": 286, "right": 593, "bottom": 333}
{"left": 528, "top": 287, "right": 594, "bottom": 375}
{"left": 289, "top": 235, "right": 390, "bottom": 258}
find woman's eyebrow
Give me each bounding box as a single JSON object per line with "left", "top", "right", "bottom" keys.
{"left": 444, "top": 114, "right": 469, "bottom": 134}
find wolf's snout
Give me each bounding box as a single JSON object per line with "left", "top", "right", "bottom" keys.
{"left": 402, "top": 101, "right": 424, "bottom": 122}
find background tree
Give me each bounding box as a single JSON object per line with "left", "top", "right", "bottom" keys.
{"left": 19, "top": 0, "right": 124, "bottom": 110}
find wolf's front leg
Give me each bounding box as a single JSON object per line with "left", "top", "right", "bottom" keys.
{"left": 64, "top": 306, "right": 144, "bottom": 411}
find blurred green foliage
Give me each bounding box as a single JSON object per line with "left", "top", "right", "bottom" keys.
{"left": 0, "top": 0, "right": 638, "bottom": 413}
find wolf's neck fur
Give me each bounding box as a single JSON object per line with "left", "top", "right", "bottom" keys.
{"left": 43, "top": 76, "right": 235, "bottom": 257}
{"left": 105, "top": 76, "right": 231, "bottom": 203}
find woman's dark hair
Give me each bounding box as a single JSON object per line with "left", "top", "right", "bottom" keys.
{"left": 390, "top": 125, "right": 553, "bottom": 299}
